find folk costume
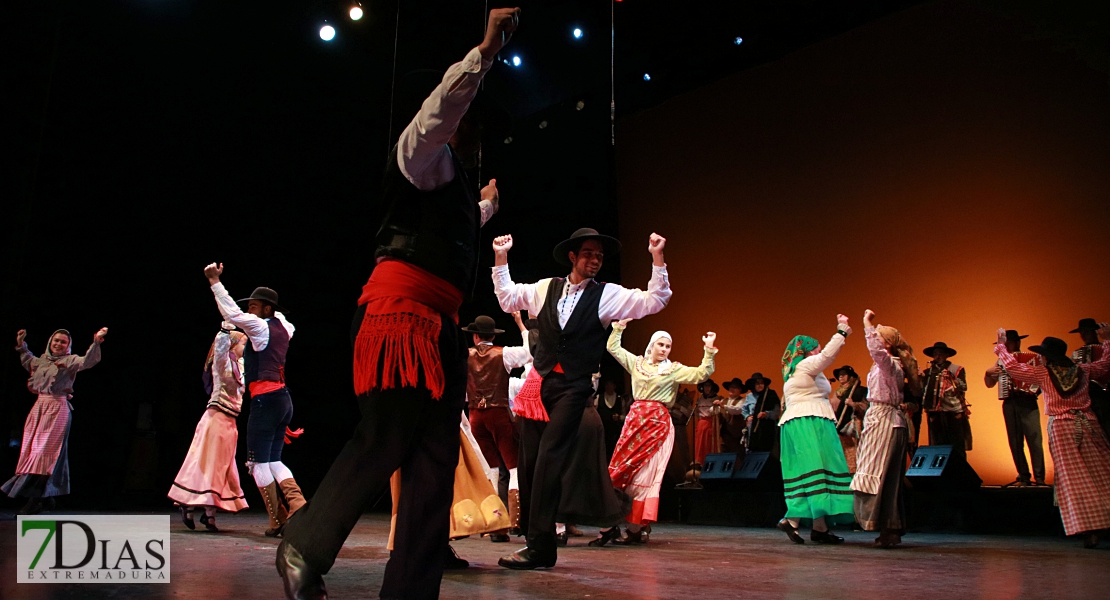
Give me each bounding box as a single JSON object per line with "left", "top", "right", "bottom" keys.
{"left": 606, "top": 326, "right": 716, "bottom": 531}
{"left": 852, "top": 326, "right": 917, "bottom": 548}
{"left": 921, "top": 343, "right": 971, "bottom": 460}
{"left": 4, "top": 330, "right": 102, "bottom": 511}
{"left": 596, "top": 383, "right": 630, "bottom": 459}
{"left": 278, "top": 44, "right": 506, "bottom": 600}
{"left": 997, "top": 336, "right": 1110, "bottom": 546}
{"left": 492, "top": 227, "right": 671, "bottom": 568}
{"left": 169, "top": 326, "right": 250, "bottom": 531}
{"left": 718, "top": 378, "right": 748, "bottom": 454}
{"left": 741, "top": 374, "right": 780, "bottom": 453}
{"left": 985, "top": 330, "right": 1045, "bottom": 486}
{"left": 831, "top": 366, "right": 868, "bottom": 473}
{"left": 1071, "top": 318, "right": 1110, "bottom": 437}
{"left": 776, "top": 328, "right": 854, "bottom": 544}
{"left": 693, "top": 379, "right": 722, "bottom": 465}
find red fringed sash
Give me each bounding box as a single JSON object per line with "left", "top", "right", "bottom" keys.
{"left": 513, "top": 368, "right": 550, "bottom": 422}
{"left": 353, "top": 260, "right": 463, "bottom": 400}
{"left": 608, "top": 401, "right": 670, "bottom": 489}
{"left": 283, "top": 427, "right": 304, "bottom": 444}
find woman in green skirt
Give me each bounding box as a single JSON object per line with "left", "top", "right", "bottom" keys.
{"left": 776, "top": 314, "right": 855, "bottom": 544}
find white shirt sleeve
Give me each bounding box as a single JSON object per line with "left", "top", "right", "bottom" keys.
{"left": 492, "top": 265, "right": 550, "bottom": 315}
{"left": 210, "top": 283, "right": 270, "bottom": 351}
{"left": 502, "top": 345, "right": 532, "bottom": 371}
{"left": 596, "top": 264, "right": 672, "bottom": 327}
{"left": 397, "top": 47, "right": 493, "bottom": 191}
{"left": 796, "top": 332, "right": 847, "bottom": 376}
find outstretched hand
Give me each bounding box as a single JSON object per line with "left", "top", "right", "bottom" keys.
{"left": 702, "top": 331, "right": 717, "bottom": 349}
{"left": 836, "top": 314, "right": 852, "bottom": 335}
{"left": 615, "top": 318, "right": 634, "bottom": 328}
{"left": 863, "top": 309, "right": 876, "bottom": 328}
{"left": 94, "top": 327, "right": 108, "bottom": 343}
{"left": 648, "top": 232, "right": 666, "bottom": 266}
{"left": 996, "top": 328, "right": 1008, "bottom": 346}
{"left": 15, "top": 329, "right": 26, "bottom": 349}
{"left": 204, "top": 262, "right": 224, "bottom": 285}
{"left": 481, "top": 179, "right": 499, "bottom": 214}
{"left": 478, "top": 7, "right": 521, "bottom": 60}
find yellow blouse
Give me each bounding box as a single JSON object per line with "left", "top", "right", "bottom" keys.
{"left": 607, "top": 324, "right": 717, "bottom": 408}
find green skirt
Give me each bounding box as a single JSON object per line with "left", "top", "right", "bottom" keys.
{"left": 780, "top": 416, "right": 854, "bottom": 524}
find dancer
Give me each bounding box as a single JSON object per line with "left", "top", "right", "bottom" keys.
{"left": 169, "top": 323, "right": 250, "bottom": 531}
{"left": 463, "top": 315, "right": 531, "bottom": 542}
{"left": 1070, "top": 318, "right": 1110, "bottom": 434}
{"left": 776, "top": 315, "right": 854, "bottom": 545}
{"left": 742, "top": 373, "right": 780, "bottom": 453}
{"left": 277, "top": 9, "right": 520, "bottom": 600}
{"left": 693, "top": 379, "right": 722, "bottom": 465}
{"left": 831, "top": 365, "right": 868, "bottom": 473}
{"left": 995, "top": 326, "right": 1110, "bottom": 548}
{"left": 491, "top": 226, "right": 671, "bottom": 569}
{"left": 4, "top": 327, "right": 107, "bottom": 514}
{"left": 593, "top": 321, "right": 716, "bottom": 545}
{"left": 984, "top": 330, "right": 1046, "bottom": 487}
{"left": 718, "top": 378, "right": 747, "bottom": 453}
{"left": 851, "top": 310, "right": 920, "bottom": 548}
{"left": 596, "top": 379, "right": 629, "bottom": 458}
{"left": 921, "top": 342, "right": 971, "bottom": 460}
{"left": 205, "top": 263, "right": 305, "bottom": 538}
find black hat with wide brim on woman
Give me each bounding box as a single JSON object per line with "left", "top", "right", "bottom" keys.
{"left": 461, "top": 315, "right": 505, "bottom": 335}
{"left": 236, "top": 287, "right": 285, "bottom": 313}
{"left": 552, "top": 228, "right": 622, "bottom": 267}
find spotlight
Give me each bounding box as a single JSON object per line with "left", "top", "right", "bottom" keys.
{"left": 734, "top": 36, "right": 743, "bottom": 45}
{"left": 573, "top": 28, "right": 583, "bottom": 39}
{"left": 511, "top": 55, "right": 522, "bottom": 67}
{"left": 643, "top": 73, "right": 651, "bottom": 81}
{"left": 350, "top": 6, "right": 364, "bottom": 21}
{"left": 538, "top": 121, "right": 548, "bottom": 129}
{"left": 320, "top": 25, "right": 336, "bottom": 41}
{"left": 575, "top": 100, "right": 585, "bottom": 111}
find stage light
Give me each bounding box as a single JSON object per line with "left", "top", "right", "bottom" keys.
{"left": 643, "top": 73, "right": 651, "bottom": 81}
{"left": 504, "top": 136, "right": 513, "bottom": 144}
{"left": 350, "top": 6, "right": 364, "bottom": 21}
{"left": 734, "top": 37, "right": 743, "bottom": 45}
{"left": 538, "top": 121, "right": 548, "bottom": 129}
{"left": 511, "top": 55, "right": 522, "bottom": 67}
{"left": 573, "top": 28, "right": 583, "bottom": 39}
{"left": 576, "top": 100, "right": 585, "bottom": 111}
{"left": 320, "top": 25, "right": 336, "bottom": 41}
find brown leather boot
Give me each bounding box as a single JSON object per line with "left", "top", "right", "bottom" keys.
{"left": 278, "top": 478, "right": 307, "bottom": 515}
{"left": 259, "top": 482, "right": 289, "bottom": 537}
{"left": 508, "top": 489, "right": 520, "bottom": 529}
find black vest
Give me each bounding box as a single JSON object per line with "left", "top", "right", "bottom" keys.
{"left": 375, "top": 145, "right": 480, "bottom": 294}
{"left": 244, "top": 319, "right": 289, "bottom": 385}
{"left": 533, "top": 278, "right": 608, "bottom": 381}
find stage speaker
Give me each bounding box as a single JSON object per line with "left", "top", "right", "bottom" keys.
{"left": 733, "top": 451, "right": 771, "bottom": 479}
{"left": 907, "top": 445, "right": 982, "bottom": 488}
{"left": 700, "top": 453, "right": 740, "bottom": 479}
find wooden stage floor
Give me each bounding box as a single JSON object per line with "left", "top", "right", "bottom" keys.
{"left": 2, "top": 511, "right": 1107, "bottom": 599}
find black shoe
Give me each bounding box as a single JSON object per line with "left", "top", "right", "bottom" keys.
{"left": 19, "top": 498, "right": 44, "bottom": 516}
{"left": 489, "top": 532, "right": 511, "bottom": 543}
{"left": 199, "top": 513, "right": 219, "bottom": 532}
{"left": 1083, "top": 533, "right": 1099, "bottom": 549}
{"left": 810, "top": 529, "right": 844, "bottom": 544}
{"left": 588, "top": 527, "right": 621, "bottom": 547}
{"left": 443, "top": 544, "right": 469, "bottom": 569}
{"left": 777, "top": 519, "right": 805, "bottom": 544}
{"left": 276, "top": 540, "right": 328, "bottom": 600}
{"left": 611, "top": 529, "right": 644, "bottom": 545}
{"left": 498, "top": 546, "right": 556, "bottom": 570}
{"left": 556, "top": 532, "right": 568, "bottom": 546}
{"left": 178, "top": 505, "right": 195, "bottom": 530}
{"left": 509, "top": 526, "right": 522, "bottom": 536}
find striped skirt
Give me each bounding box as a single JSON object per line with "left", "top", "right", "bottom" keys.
{"left": 1048, "top": 414, "right": 1110, "bottom": 535}
{"left": 780, "top": 416, "right": 854, "bottom": 523}
{"left": 2, "top": 395, "right": 73, "bottom": 498}
{"left": 609, "top": 401, "right": 674, "bottom": 525}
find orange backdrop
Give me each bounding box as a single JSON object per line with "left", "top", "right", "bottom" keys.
{"left": 616, "top": 1, "right": 1110, "bottom": 485}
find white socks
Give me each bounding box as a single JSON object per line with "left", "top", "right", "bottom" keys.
{"left": 556, "top": 523, "right": 566, "bottom": 535}
{"left": 269, "top": 461, "right": 294, "bottom": 483}
{"left": 251, "top": 461, "right": 294, "bottom": 487}
{"left": 509, "top": 467, "right": 518, "bottom": 490}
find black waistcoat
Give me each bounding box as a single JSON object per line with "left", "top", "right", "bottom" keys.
{"left": 244, "top": 318, "right": 289, "bottom": 385}
{"left": 374, "top": 145, "right": 480, "bottom": 294}
{"left": 533, "top": 278, "right": 608, "bottom": 381}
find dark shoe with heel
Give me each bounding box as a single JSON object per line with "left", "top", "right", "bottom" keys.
{"left": 198, "top": 513, "right": 219, "bottom": 532}
{"left": 498, "top": 546, "right": 556, "bottom": 570}
{"left": 276, "top": 540, "right": 328, "bottom": 600}
{"left": 777, "top": 519, "right": 805, "bottom": 544}
{"left": 588, "top": 527, "right": 621, "bottom": 547}
{"left": 811, "top": 529, "right": 844, "bottom": 544}
{"left": 178, "top": 505, "right": 195, "bottom": 530}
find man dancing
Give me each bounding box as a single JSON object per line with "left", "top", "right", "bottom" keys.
{"left": 204, "top": 264, "right": 306, "bottom": 538}
{"left": 491, "top": 227, "right": 671, "bottom": 569}
{"left": 276, "top": 8, "right": 521, "bottom": 600}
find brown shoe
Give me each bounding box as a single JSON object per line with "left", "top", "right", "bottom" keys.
{"left": 278, "top": 478, "right": 307, "bottom": 515}
{"left": 259, "top": 482, "right": 289, "bottom": 537}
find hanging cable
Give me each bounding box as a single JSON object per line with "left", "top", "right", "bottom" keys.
{"left": 385, "top": 0, "right": 401, "bottom": 158}
{"left": 610, "top": 0, "right": 616, "bottom": 146}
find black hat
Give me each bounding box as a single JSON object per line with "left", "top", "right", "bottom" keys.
{"left": 697, "top": 378, "right": 719, "bottom": 395}
{"left": 923, "top": 342, "right": 957, "bottom": 358}
{"left": 394, "top": 70, "right": 512, "bottom": 142}
{"left": 552, "top": 228, "right": 622, "bottom": 267}
{"left": 236, "top": 287, "right": 284, "bottom": 312}
{"left": 1070, "top": 318, "right": 1100, "bottom": 334}
{"left": 832, "top": 365, "right": 859, "bottom": 380}
{"left": 721, "top": 377, "right": 746, "bottom": 392}
{"left": 745, "top": 372, "right": 773, "bottom": 388}
{"left": 1029, "top": 337, "right": 1071, "bottom": 362}
{"left": 462, "top": 315, "right": 504, "bottom": 335}
{"left": 995, "top": 330, "right": 1028, "bottom": 344}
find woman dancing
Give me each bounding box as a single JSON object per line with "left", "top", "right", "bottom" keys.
{"left": 4, "top": 327, "right": 107, "bottom": 514}
{"left": 168, "top": 323, "right": 250, "bottom": 531}
{"left": 851, "top": 310, "right": 921, "bottom": 548}
{"left": 776, "top": 315, "right": 853, "bottom": 544}
{"left": 593, "top": 319, "right": 716, "bottom": 545}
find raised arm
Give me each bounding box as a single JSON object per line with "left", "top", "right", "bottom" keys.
{"left": 491, "top": 235, "right": 549, "bottom": 314}
{"left": 502, "top": 339, "right": 532, "bottom": 371}
{"left": 671, "top": 332, "right": 718, "bottom": 385}
{"left": 606, "top": 320, "right": 640, "bottom": 374}
{"left": 73, "top": 328, "right": 107, "bottom": 371}
{"left": 597, "top": 234, "right": 672, "bottom": 325}
{"left": 205, "top": 263, "right": 271, "bottom": 351}
{"left": 1078, "top": 340, "right": 1110, "bottom": 382}
{"left": 15, "top": 329, "right": 34, "bottom": 372}
{"left": 994, "top": 329, "right": 1045, "bottom": 387}
{"left": 797, "top": 319, "right": 851, "bottom": 377}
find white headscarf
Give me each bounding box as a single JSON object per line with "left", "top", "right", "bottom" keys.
{"left": 644, "top": 330, "right": 673, "bottom": 372}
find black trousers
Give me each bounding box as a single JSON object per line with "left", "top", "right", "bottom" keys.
{"left": 283, "top": 312, "right": 466, "bottom": 600}
{"left": 1002, "top": 395, "right": 1045, "bottom": 483}
{"left": 518, "top": 372, "right": 593, "bottom": 557}
{"left": 926, "top": 410, "right": 970, "bottom": 462}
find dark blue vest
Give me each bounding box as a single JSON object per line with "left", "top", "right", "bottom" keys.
{"left": 244, "top": 318, "right": 289, "bottom": 385}
{"left": 533, "top": 278, "right": 608, "bottom": 381}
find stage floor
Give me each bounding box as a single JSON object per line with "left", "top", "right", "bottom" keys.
{"left": 1, "top": 512, "right": 1107, "bottom": 599}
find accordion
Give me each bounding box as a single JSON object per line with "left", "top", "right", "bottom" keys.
{"left": 998, "top": 352, "right": 1041, "bottom": 399}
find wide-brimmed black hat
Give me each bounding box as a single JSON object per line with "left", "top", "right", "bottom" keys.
{"left": 462, "top": 315, "right": 504, "bottom": 335}
{"left": 832, "top": 365, "right": 859, "bottom": 380}
{"left": 923, "top": 342, "right": 957, "bottom": 358}
{"left": 697, "top": 378, "right": 719, "bottom": 395}
{"left": 1029, "top": 337, "right": 1070, "bottom": 362}
{"left": 721, "top": 377, "right": 746, "bottom": 392}
{"left": 236, "top": 287, "right": 284, "bottom": 312}
{"left": 994, "top": 330, "right": 1029, "bottom": 344}
{"left": 1070, "top": 318, "right": 1100, "bottom": 333}
{"left": 552, "top": 228, "right": 622, "bottom": 267}
{"left": 745, "top": 372, "right": 773, "bottom": 388}
{"left": 394, "top": 70, "right": 512, "bottom": 142}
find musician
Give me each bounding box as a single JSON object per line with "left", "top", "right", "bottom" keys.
{"left": 693, "top": 379, "right": 722, "bottom": 464}
{"left": 985, "top": 330, "right": 1045, "bottom": 486}
{"left": 1071, "top": 318, "right": 1110, "bottom": 432}
{"left": 742, "top": 373, "right": 780, "bottom": 454}
{"left": 921, "top": 342, "right": 970, "bottom": 462}
{"left": 831, "top": 365, "right": 868, "bottom": 473}
{"left": 717, "top": 378, "right": 747, "bottom": 453}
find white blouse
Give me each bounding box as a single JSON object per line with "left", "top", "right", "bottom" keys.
{"left": 778, "top": 331, "right": 848, "bottom": 426}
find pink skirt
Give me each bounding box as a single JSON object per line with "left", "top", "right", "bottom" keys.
{"left": 1048, "top": 416, "right": 1110, "bottom": 535}
{"left": 168, "top": 408, "right": 248, "bottom": 512}
{"left": 14, "top": 395, "right": 71, "bottom": 476}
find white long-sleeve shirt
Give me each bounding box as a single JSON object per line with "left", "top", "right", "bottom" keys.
{"left": 210, "top": 282, "right": 295, "bottom": 352}
{"left": 491, "top": 264, "right": 671, "bottom": 329}
{"left": 397, "top": 46, "right": 496, "bottom": 226}
{"left": 779, "top": 331, "right": 848, "bottom": 425}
